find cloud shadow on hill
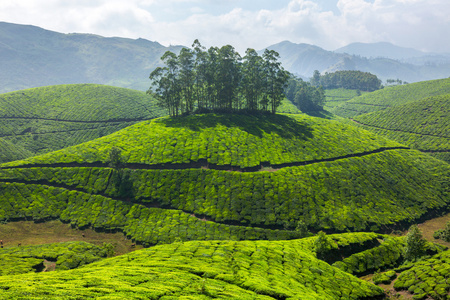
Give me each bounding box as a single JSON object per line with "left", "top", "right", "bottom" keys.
{"left": 159, "top": 113, "right": 314, "bottom": 140}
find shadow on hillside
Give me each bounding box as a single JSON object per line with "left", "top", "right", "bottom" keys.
{"left": 160, "top": 113, "right": 314, "bottom": 140}
{"left": 304, "top": 110, "right": 335, "bottom": 120}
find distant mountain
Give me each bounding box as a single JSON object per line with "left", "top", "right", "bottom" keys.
{"left": 265, "top": 41, "right": 450, "bottom": 83}
{"left": 334, "top": 42, "right": 426, "bottom": 60}
{"left": 335, "top": 42, "right": 450, "bottom": 66}
{"left": 0, "top": 22, "right": 183, "bottom": 93}
{"left": 1, "top": 22, "right": 449, "bottom": 93}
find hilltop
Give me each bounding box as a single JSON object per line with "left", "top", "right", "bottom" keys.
{"left": 0, "top": 84, "right": 167, "bottom": 160}
{"left": 353, "top": 95, "right": 450, "bottom": 163}
{"left": 1, "top": 114, "right": 448, "bottom": 245}
{"left": 331, "top": 78, "right": 450, "bottom": 118}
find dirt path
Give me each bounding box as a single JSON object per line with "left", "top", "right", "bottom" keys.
{"left": 0, "top": 220, "right": 142, "bottom": 256}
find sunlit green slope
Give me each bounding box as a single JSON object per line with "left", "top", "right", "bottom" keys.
{"left": 353, "top": 94, "right": 450, "bottom": 162}
{"left": 1, "top": 114, "right": 448, "bottom": 242}
{"left": 0, "top": 233, "right": 387, "bottom": 299}
{"left": 0, "top": 84, "right": 167, "bottom": 160}
{"left": 332, "top": 78, "right": 450, "bottom": 118}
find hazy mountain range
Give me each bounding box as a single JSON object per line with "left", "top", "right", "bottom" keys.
{"left": 1, "top": 21, "right": 449, "bottom": 93}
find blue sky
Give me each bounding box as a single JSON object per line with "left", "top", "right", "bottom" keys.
{"left": 1, "top": 0, "right": 449, "bottom": 53}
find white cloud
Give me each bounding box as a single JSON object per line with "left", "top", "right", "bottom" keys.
{"left": 0, "top": 0, "right": 448, "bottom": 52}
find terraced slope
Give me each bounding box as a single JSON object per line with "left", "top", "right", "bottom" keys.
{"left": 353, "top": 95, "right": 450, "bottom": 162}
{"left": 0, "top": 84, "right": 167, "bottom": 160}
{"left": 0, "top": 137, "right": 31, "bottom": 163}
{"left": 332, "top": 78, "right": 450, "bottom": 118}
{"left": 324, "top": 88, "right": 369, "bottom": 111}
{"left": 393, "top": 250, "right": 450, "bottom": 299}
{"left": 0, "top": 114, "right": 448, "bottom": 243}
{"left": 0, "top": 233, "right": 387, "bottom": 299}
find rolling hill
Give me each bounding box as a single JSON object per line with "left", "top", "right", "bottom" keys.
{"left": 353, "top": 95, "right": 450, "bottom": 163}
{"left": 0, "top": 84, "right": 167, "bottom": 161}
{"left": 0, "top": 233, "right": 397, "bottom": 299}
{"left": 0, "top": 113, "right": 448, "bottom": 245}
{"left": 0, "top": 231, "right": 446, "bottom": 299}
{"left": 331, "top": 78, "right": 450, "bottom": 118}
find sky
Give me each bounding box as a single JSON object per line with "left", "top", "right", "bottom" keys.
{"left": 1, "top": 0, "right": 449, "bottom": 53}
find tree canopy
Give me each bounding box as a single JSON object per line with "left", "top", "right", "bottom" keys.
{"left": 313, "top": 70, "right": 382, "bottom": 91}
{"left": 149, "top": 40, "right": 290, "bottom": 116}
{"left": 284, "top": 77, "right": 325, "bottom": 112}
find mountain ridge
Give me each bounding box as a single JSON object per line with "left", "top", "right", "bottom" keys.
{"left": 1, "top": 21, "right": 449, "bottom": 93}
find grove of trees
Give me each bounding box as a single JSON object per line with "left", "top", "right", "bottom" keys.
{"left": 312, "top": 70, "right": 382, "bottom": 92}
{"left": 149, "top": 40, "right": 290, "bottom": 116}
{"left": 284, "top": 77, "right": 326, "bottom": 112}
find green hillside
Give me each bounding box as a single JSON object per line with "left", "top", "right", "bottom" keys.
{"left": 0, "top": 233, "right": 389, "bottom": 299}
{"left": 0, "top": 84, "right": 167, "bottom": 161}
{"left": 324, "top": 88, "right": 369, "bottom": 111}
{"left": 0, "top": 137, "right": 32, "bottom": 163}
{"left": 331, "top": 78, "right": 450, "bottom": 118}
{"left": 353, "top": 95, "right": 450, "bottom": 162}
{"left": 1, "top": 114, "right": 448, "bottom": 242}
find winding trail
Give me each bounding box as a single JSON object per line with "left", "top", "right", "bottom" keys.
{"left": 0, "top": 147, "right": 410, "bottom": 172}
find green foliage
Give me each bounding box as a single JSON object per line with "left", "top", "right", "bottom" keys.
{"left": 333, "top": 237, "right": 405, "bottom": 275}
{"left": 372, "top": 270, "right": 397, "bottom": 284}
{"left": 317, "top": 70, "right": 382, "bottom": 91}
{"left": 333, "top": 77, "right": 450, "bottom": 118}
{"left": 0, "top": 84, "right": 168, "bottom": 161}
{"left": 284, "top": 77, "right": 326, "bottom": 112}
{"left": 0, "top": 237, "right": 385, "bottom": 299}
{"left": 314, "top": 231, "right": 336, "bottom": 261}
{"left": 108, "top": 146, "right": 123, "bottom": 170}
{"left": 404, "top": 225, "right": 427, "bottom": 262}
{"left": 150, "top": 41, "right": 289, "bottom": 115}
{"left": 434, "top": 221, "right": 450, "bottom": 242}
{"left": 394, "top": 250, "right": 450, "bottom": 299}
{"left": 0, "top": 241, "right": 109, "bottom": 275}
{"left": 353, "top": 94, "right": 449, "bottom": 162}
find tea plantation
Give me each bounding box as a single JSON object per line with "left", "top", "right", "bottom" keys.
{"left": 0, "top": 84, "right": 167, "bottom": 160}
{"left": 332, "top": 78, "right": 450, "bottom": 118}
{"left": 0, "top": 114, "right": 448, "bottom": 240}
{"left": 353, "top": 94, "right": 450, "bottom": 163}
{"left": 0, "top": 137, "right": 31, "bottom": 163}
{"left": 393, "top": 250, "right": 450, "bottom": 299}
{"left": 0, "top": 233, "right": 389, "bottom": 299}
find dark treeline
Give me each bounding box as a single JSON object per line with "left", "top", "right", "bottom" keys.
{"left": 148, "top": 40, "right": 290, "bottom": 116}
{"left": 285, "top": 77, "right": 325, "bottom": 112}
{"left": 311, "top": 70, "right": 382, "bottom": 92}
